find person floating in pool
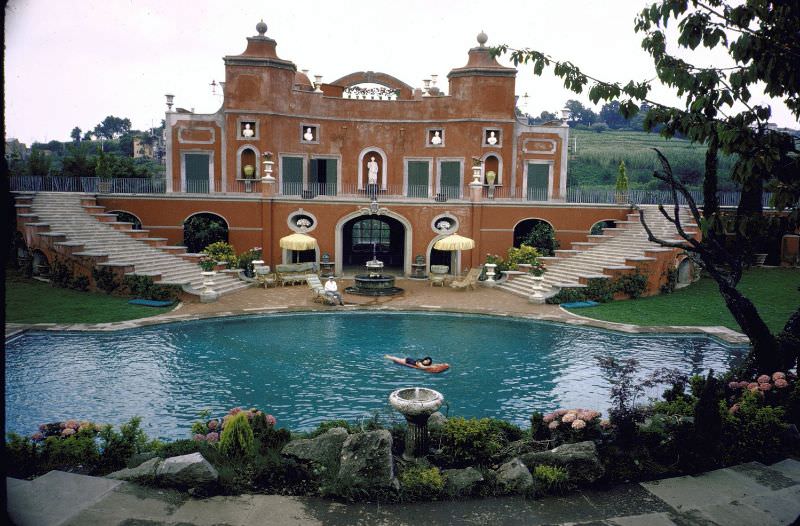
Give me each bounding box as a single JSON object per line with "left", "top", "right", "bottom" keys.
{"left": 385, "top": 355, "right": 433, "bottom": 369}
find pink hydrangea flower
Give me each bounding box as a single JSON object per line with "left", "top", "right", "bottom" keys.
{"left": 266, "top": 414, "right": 276, "bottom": 426}
{"left": 65, "top": 419, "right": 80, "bottom": 429}
{"left": 729, "top": 403, "right": 740, "bottom": 414}
{"left": 758, "top": 383, "right": 772, "bottom": 391}
{"left": 772, "top": 372, "right": 786, "bottom": 381}
{"left": 39, "top": 424, "right": 47, "bottom": 432}
{"left": 542, "top": 414, "right": 555, "bottom": 423}
{"left": 193, "top": 433, "right": 206, "bottom": 441}
{"left": 229, "top": 407, "right": 242, "bottom": 415}
{"left": 548, "top": 421, "right": 559, "bottom": 430}
{"left": 207, "top": 420, "right": 218, "bottom": 430}
{"left": 728, "top": 381, "right": 740, "bottom": 390}
{"left": 747, "top": 383, "right": 759, "bottom": 391}
{"left": 554, "top": 409, "right": 569, "bottom": 417}
{"left": 78, "top": 424, "right": 93, "bottom": 433}
{"left": 562, "top": 413, "right": 577, "bottom": 424}
{"left": 205, "top": 432, "right": 219, "bottom": 443}
{"left": 31, "top": 432, "right": 44, "bottom": 441}
{"left": 61, "top": 428, "right": 76, "bottom": 437}
{"left": 571, "top": 419, "right": 587, "bottom": 430}
{"left": 775, "top": 378, "right": 789, "bottom": 389}
{"left": 59, "top": 422, "right": 67, "bottom": 429}
{"left": 757, "top": 374, "right": 770, "bottom": 384}
{"left": 738, "top": 381, "right": 749, "bottom": 389}
{"left": 600, "top": 419, "right": 611, "bottom": 429}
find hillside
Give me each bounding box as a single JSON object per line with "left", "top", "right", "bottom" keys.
{"left": 566, "top": 128, "right": 738, "bottom": 190}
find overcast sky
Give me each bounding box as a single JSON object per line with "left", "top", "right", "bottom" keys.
{"left": 5, "top": 0, "right": 797, "bottom": 145}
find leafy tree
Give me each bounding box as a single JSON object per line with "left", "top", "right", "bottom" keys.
{"left": 70, "top": 127, "right": 82, "bottom": 143}
{"left": 61, "top": 144, "right": 96, "bottom": 178}
{"left": 599, "top": 101, "right": 629, "bottom": 129}
{"left": 615, "top": 160, "right": 629, "bottom": 194}
{"left": 93, "top": 115, "right": 132, "bottom": 140}
{"left": 539, "top": 110, "right": 557, "bottom": 122}
{"left": 27, "top": 149, "right": 51, "bottom": 176}
{"left": 494, "top": 0, "right": 800, "bottom": 373}
{"left": 7, "top": 150, "right": 26, "bottom": 177}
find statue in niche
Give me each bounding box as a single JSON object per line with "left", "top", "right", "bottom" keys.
{"left": 304, "top": 127, "right": 315, "bottom": 141}
{"left": 242, "top": 123, "right": 254, "bottom": 138}
{"left": 367, "top": 156, "right": 379, "bottom": 185}
{"left": 430, "top": 130, "right": 442, "bottom": 145}
{"left": 487, "top": 131, "right": 498, "bottom": 145}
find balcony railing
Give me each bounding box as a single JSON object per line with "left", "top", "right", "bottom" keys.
{"left": 8, "top": 176, "right": 775, "bottom": 208}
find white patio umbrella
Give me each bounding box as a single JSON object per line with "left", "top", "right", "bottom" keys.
{"left": 433, "top": 233, "right": 475, "bottom": 251}
{"left": 279, "top": 232, "right": 317, "bottom": 250}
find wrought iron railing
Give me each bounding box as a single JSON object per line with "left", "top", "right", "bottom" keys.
{"left": 9, "top": 176, "right": 167, "bottom": 194}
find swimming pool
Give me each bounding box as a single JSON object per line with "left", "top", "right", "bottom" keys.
{"left": 5, "top": 311, "right": 744, "bottom": 440}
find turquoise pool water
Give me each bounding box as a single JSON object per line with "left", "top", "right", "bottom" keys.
{"left": 5, "top": 311, "right": 744, "bottom": 440}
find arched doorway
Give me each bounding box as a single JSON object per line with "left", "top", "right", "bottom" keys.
{"left": 513, "top": 219, "right": 559, "bottom": 256}
{"left": 109, "top": 211, "right": 143, "bottom": 230}
{"left": 183, "top": 212, "right": 229, "bottom": 253}
{"left": 677, "top": 258, "right": 694, "bottom": 288}
{"left": 590, "top": 220, "right": 617, "bottom": 235}
{"left": 341, "top": 215, "right": 405, "bottom": 274}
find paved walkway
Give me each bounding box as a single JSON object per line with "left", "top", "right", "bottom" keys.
{"left": 6, "top": 459, "right": 799, "bottom": 525}
{"left": 4, "top": 278, "right": 749, "bottom": 344}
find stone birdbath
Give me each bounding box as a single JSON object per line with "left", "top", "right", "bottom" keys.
{"left": 389, "top": 387, "right": 444, "bottom": 460}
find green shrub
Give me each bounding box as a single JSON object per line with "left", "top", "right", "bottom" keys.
{"left": 520, "top": 222, "right": 560, "bottom": 256}
{"left": 5, "top": 433, "right": 42, "bottom": 479}
{"left": 97, "top": 417, "right": 151, "bottom": 474}
{"left": 532, "top": 465, "right": 569, "bottom": 495}
{"left": 202, "top": 241, "right": 238, "bottom": 267}
{"left": 435, "top": 417, "right": 519, "bottom": 467}
{"left": 220, "top": 413, "right": 255, "bottom": 458}
{"left": 49, "top": 258, "right": 72, "bottom": 288}
{"left": 92, "top": 266, "right": 120, "bottom": 294}
{"left": 123, "top": 274, "right": 179, "bottom": 301}
{"left": 157, "top": 439, "right": 204, "bottom": 458}
{"left": 399, "top": 465, "right": 444, "bottom": 502}
{"left": 721, "top": 390, "right": 788, "bottom": 464}
{"left": 615, "top": 272, "right": 648, "bottom": 299}
{"left": 71, "top": 275, "right": 90, "bottom": 291}
{"left": 251, "top": 412, "right": 290, "bottom": 452}
{"left": 661, "top": 266, "right": 678, "bottom": 294}
{"left": 237, "top": 247, "right": 262, "bottom": 276}
{"left": 41, "top": 429, "right": 101, "bottom": 473}
{"left": 308, "top": 420, "right": 353, "bottom": 438}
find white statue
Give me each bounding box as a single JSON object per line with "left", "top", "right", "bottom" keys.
{"left": 367, "top": 156, "right": 379, "bottom": 185}
{"left": 304, "top": 127, "right": 315, "bottom": 141}
{"left": 242, "top": 123, "right": 254, "bottom": 138}
{"left": 430, "top": 130, "right": 442, "bottom": 145}
{"left": 487, "top": 131, "right": 498, "bottom": 145}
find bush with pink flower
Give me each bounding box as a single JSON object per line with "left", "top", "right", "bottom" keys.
{"left": 535, "top": 408, "right": 602, "bottom": 442}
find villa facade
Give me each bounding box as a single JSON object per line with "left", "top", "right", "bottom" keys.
{"left": 97, "top": 21, "right": 633, "bottom": 275}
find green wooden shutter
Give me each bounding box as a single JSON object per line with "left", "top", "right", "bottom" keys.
{"left": 282, "top": 157, "right": 303, "bottom": 195}
{"left": 440, "top": 161, "right": 461, "bottom": 199}
{"left": 407, "top": 161, "right": 429, "bottom": 197}
{"left": 184, "top": 153, "right": 209, "bottom": 193}
{"left": 527, "top": 163, "right": 549, "bottom": 201}
{"left": 326, "top": 159, "right": 337, "bottom": 194}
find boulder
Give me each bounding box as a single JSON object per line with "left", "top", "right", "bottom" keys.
{"left": 155, "top": 452, "right": 218, "bottom": 487}
{"left": 494, "top": 457, "right": 533, "bottom": 493}
{"left": 281, "top": 427, "right": 348, "bottom": 471}
{"left": 520, "top": 441, "right": 604, "bottom": 484}
{"left": 106, "top": 457, "right": 162, "bottom": 481}
{"left": 443, "top": 467, "right": 483, "bottom": 496}
{"left": 428, "top": 411, "right": 447, "bottom": 429}
{"left": 336, "top": 430, "right": 397, "bottom": 493}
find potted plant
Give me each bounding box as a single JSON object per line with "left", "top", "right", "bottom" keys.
{"left": 199, "top": 256, "right": 216, "bottom": 272}
{"left": 471, "top": 157, "right": 483, "bottom": 184}
{"left": 243, "top": 164, "right": 255, "bottom": 178}
{"left": 262, "top": 151, "right": 275, "bottom": 181}
{"left": 486, "top": 170, "right": 496, "bottom": 185}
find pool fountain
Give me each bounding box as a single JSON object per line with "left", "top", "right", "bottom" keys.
{"left": 345, "top": 243, "right": 403, "bottom": 296}
{"left": 389, "top": 387, "right": 444, "bottom": 459}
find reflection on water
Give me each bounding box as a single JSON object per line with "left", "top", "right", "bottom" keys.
{"left": 5, "top": 312, "right": 745, "bottom": 439}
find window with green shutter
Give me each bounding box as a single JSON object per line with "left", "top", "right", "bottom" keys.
{"left": 282, "top": 157, "right": 303, "bottom": 195}
{"left": 184, "top": 153, "right": 209, "bottom": 193}
{"left": 407, "top": 160, "right": 429, "bottom": 198}
{"left": 526, "top": 163, "right": 550, "bottom": 201}
{"left": 309, "top": 158, "right": 337, "bottom": 195}
{"left": 439, "top": 161, "right": 461, "bottom": 199}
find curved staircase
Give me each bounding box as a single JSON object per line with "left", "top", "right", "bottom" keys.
{"left": 498, "top": 205, "right": 697, "bottom": 301}
{"left": 16, "top": 192, "right": 251, "bottom": 298}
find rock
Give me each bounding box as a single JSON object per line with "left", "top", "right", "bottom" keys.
{"left": 520, "top": 441, "right": 604, "bottom": 484}
{"left": 443, "top": 467, "right": 483, "bottom": 496}
{"left": 155, "top": 452, "right": 218, "bottom": 487}
{"left": 281, "top": 427, "right": 348, "bottom": 471}
{"left": 428, "top": 411, "right": 447, "bottom": 429}
{"left": 495, "top": 457, "right": 533, "bottom": 493}
{"left": 107, "top": 457, "right": 162, "bottom": 481}
{"left": 336, "top": 430, "right": 397, "bottom": 494}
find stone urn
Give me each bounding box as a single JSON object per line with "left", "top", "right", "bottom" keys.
{"left": 484, "top": 263, "right": 498, "bottom": 284}
{"left": 389, "top": 387, "right": 444, "bottom": 460}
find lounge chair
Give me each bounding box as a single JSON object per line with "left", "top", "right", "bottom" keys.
{"left": 306, "top": 274, "right": 337, "bottom": 305}
{"left": 449, "top": 267, "right": 481, "bottom": 290}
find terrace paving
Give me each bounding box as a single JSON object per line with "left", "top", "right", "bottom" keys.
{"left": 5, "top": 277, "right": 750, "bottom": 344}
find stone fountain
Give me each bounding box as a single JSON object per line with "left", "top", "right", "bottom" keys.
{"left": 344, "top": 243, "right": 403, "bottom": 296}
{"left": 389, "top": 387, "right": 444, "bottom": 460}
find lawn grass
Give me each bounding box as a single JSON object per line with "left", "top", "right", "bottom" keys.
{"left": 566, "top": 267, "right": 800, "bottom": 334}
{"left": 5, "top": 271, "right": 173, "bottom": 324}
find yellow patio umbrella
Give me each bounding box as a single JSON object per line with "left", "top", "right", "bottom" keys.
{"left": 279, "top": 232, "right": 318, "bottom": 250}
{"left": 433, "top": 233, "right": 475, "bottom": 251}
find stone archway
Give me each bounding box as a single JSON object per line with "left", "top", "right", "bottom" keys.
{"left": 335, "top": 209, "right": 412, "bottom": 276}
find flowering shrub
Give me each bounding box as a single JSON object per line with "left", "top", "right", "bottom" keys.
{"left": 198, "top": 255, "right": 216, "bottom": 272}
{"left": 192, "top": 407, "right": 277, "bottom": 442}
{"left": 202, "top": 241, "right": 237, "bottom": 268}
{"left": 541, "top": 409, "right": 602, "bottom": 442}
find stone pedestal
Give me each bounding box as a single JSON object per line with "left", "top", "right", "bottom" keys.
{"left": 200, "top": 271, "right": 219, "bottom": 303}
{"left": 469, "top": 181, "right": 483, "bottom": 203}
{"left": 484, "top": 263, "right": 497, "bottom": 287}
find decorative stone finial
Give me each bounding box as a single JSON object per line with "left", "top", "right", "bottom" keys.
{"left": 477, "top": 30, "right": 488, "bottom": 47}
{"left": 256, "top": 19, "right": 268, "bottom": 36}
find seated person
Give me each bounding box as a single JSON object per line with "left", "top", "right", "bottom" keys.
{"left": 324, "top": 276, "right": 344, "bottom": 305}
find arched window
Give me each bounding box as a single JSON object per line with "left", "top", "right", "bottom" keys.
{"left": 513, "top": 219, "right": 559, "bottom": 256}
{"left": 183, "top": 213, "right": 229, "bottom": 253}
{"left": 351, "top": 218, "right": 391, "bottom": 249}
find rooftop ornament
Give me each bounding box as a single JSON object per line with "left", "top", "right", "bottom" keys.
{"left": 477, "top": 30, "right": 488, "bottom": 47}
{"left": 343, "top": 86, "right": 399, "bottom": 100}
{"left": 256, "top": 19, "right": 268, "bottom": 36}
{"left": 165, "top": 94, "right": 174, "bottom": 112}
